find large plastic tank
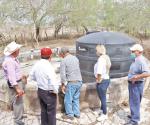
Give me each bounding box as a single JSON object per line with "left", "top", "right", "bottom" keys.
{"left": 76, "top": 32, "right": 136, "bottom": 83}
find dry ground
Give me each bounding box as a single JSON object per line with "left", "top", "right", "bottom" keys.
{"left": 141, "top": 39, "right": 150, "bottom": 60}
{"left": 0, "top": 38, "right": 76, "bottom": 56}
{"left": 31, "top": 39, "right": 76, "bottom": 49}
{"left": 1, "top": 37, "right": 150, "bottom": 56}
{"left": 23, "top": 38, "right": 150, "bottom": 58}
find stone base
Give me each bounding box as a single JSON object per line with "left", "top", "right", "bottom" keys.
{"left": 0, "top": 76, "right": 150, "bottom": 115}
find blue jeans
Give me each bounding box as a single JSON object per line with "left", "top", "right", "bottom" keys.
{"left": 96, "top": 79, "right": 110, "bottom": 115}
{"left": 64, "top": 81, "right": 82, "bottom": 117}
{"left": 128, "top": 81, "right": 144, "bottom": 123}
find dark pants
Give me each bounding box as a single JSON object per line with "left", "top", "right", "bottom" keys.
{"left": 58, "top": 91, "right": 65, "bottom": 113}
{"left": 38, "top": 88, "right": 57, "bottom": 125}
{"left": 128, "top": 81, "right": 144, "bottom": 123}
{"left": 96, "top": 79, "right": 110, "bottom": 115}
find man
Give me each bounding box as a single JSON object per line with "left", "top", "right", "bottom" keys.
{"left": 2, "top": 41, "right": 27, "bottom": 125}
{"left": 29, "top": 47, "right": 60, "bottom": 125}
{"left": 59, "top": 47, "right": 82, "bottom": 120}
{"left": 124, "top": 44, "right": 150, "bottom": 125}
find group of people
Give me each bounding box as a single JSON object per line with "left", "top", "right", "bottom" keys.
{"left": 2, "top": 41, "right": 150, "bottom": 125}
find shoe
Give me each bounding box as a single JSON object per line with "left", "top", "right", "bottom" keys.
{"left": 74, "top": 115, "right": 80, "bottom": 119}
{"left": 124, "top": 120, "right": 138, "bottom": 125}
{"left": 127, "top": 115, "right": 131, "bottom": 119}
{"left": 93, "top": 109, "right": 103, "bottom": 116}
{"left": 98, "top": 110, "right": 103, "bottom": 116}
{"left": 62, "top": 114, "right": 74, "bottom": 120}
{"left": 22, "top": 114, "right": 27, "bottom": 119}
{"left": 97, "top": 114, "right": 108, "bottom": 121}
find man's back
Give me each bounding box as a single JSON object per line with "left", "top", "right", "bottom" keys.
{"left": 30, "top": 59, "right": 59, "bottom": 93}
{"left": 60, "top": 54, "right": 82, "bottom": 83}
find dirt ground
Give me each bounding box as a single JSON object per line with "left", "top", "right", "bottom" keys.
{"left": 144, "top": 89, "right": 150, "bottom": 113}
{"left": 141, "top": 39, "right": 150, "bottom": 60}
{"left": 24, "top": 38, "right": 76, "bottom": 50}
{"left": 0, "top": 37, "right": 150, "bottom": 56}
{"left": 0, "top": 37, "right": 150, "bottom": 124}
{"left": 0, "top": 38, "right": 76, "bottom": 56}
{"left": 26, "top": 38, "right": 150, "bottom": 59}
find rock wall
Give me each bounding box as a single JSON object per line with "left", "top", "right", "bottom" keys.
{"left": 0, "top": 75, "right": 150, "bottom": 114}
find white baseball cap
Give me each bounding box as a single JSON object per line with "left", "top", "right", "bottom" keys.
{"left": 4, "top": 41, "right": 23, "bottom": 56}
{"left": 130, "top": 44, "right": 143, "bottom": 52}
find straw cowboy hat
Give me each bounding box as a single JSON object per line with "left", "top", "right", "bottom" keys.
{"left": 130, "top": 44, "right": 144, "bottom": 52}
{"left": 4, "top": 41, "right": 23, "bottom": 56}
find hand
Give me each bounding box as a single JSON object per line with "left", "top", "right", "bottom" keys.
{"left": 96, "top": 78, "right": 102, "bottom": 83}
{"left": 15, "top": 87, "right": 24, "bottom": 97}
{"left": 61, "top": 85, "right": 66, "bottom": 94}
{"left": 22, "top": 75, "right": 28, "bottom": 84}
{"left": 129, "top": 75, "right": 139, "bottom": 83}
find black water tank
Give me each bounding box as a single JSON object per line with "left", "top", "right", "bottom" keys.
{"left": 76, "top": 32, "right": 136, "bottom": 83}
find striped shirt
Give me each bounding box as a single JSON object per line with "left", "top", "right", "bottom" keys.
{"left": 60, "top": 54, "right": 82, "bottom": 85}
{"left": 2, "top": 56, "right": 22, "bottom": 86}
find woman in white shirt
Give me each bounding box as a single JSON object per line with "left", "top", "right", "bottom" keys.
{"left": 94, "top": 45, "right": 111, "bottom": 121}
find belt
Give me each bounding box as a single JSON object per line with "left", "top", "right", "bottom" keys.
{"left": 128, "top": 81, "right": 143, "bottom": 84}
{"left": 38, "top": 88, "right": 54, "bottom": 93}
{"left": 7, "top": 79, "right": 22, "bottom": 89}
{"left": 17, "top": 79, "right": 22, "bottom": 82}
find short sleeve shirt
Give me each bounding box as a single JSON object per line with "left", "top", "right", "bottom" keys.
{"left": 128, "top": 55, "right": 149, "bottom": 81}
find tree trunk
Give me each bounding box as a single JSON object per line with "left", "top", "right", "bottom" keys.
{"left": 76, "top": 26, "right": 80, "bottom": 33}
{"left": 30, "top": 33, "right": 35, "bottom": 48}
{"left": 54, "top": 22, "right": 63, "bottom": 38}
{"left": 82, "top": 25, "right": 88, "bottom": 34}
{"left": 45, "top": 29, "right": 48, "bottom": 40}
{"left": 144, "top": 29, "right": 147, "bottom": 38}
{"left": 14, "top": 35, "right": 17, "bottom": 42}
{"left": 61, "top": 26, "right": 64, "bottom": 35}
{"left": 34, "top": 24, "right": 40, "bottom": 46}
{"left": 35, "top": 26, "right": 40, "bottom": 41}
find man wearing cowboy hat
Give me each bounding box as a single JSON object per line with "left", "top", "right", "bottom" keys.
{"left": 2, "top": 41, "right": 27, "bottom": 125}
{"left": 124, "top": 44, "right": 150, "bottom": 125}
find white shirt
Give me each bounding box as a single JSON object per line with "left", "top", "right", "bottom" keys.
{"left": 94, "top": 56, "right": 110, "bottom": 79}
{"left": 30, "top": 59, "right": 60, "bottom": 93}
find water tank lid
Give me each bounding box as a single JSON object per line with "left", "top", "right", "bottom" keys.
{"left": 76, "top": 31, "right": 136, "bottom": 45}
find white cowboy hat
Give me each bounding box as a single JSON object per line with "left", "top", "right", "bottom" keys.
{"left": 4, "top": 41, "right": 23, "bottom": 56}
{"left": 130, "top": 44, "right": 143, "bottom": 52}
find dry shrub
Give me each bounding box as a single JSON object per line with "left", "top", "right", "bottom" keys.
{"left": 144, "top": 47, "right": 150, "bottom": 60}
{"left": 56, "top": 34, "right": 72, "bottom": 39}
{"left": 72, "top": 33, "right": 84, "bottom": 38}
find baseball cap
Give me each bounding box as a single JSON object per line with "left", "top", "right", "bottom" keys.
{"left": 41, "top": 47, "right": 52, "bottom": 57}
{"left": 130, "top": 44, "right": 143, "bottom": 52}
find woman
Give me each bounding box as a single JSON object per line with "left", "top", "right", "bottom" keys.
{"left": 94, "top": 45, "right": 111, "bottom": 121}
